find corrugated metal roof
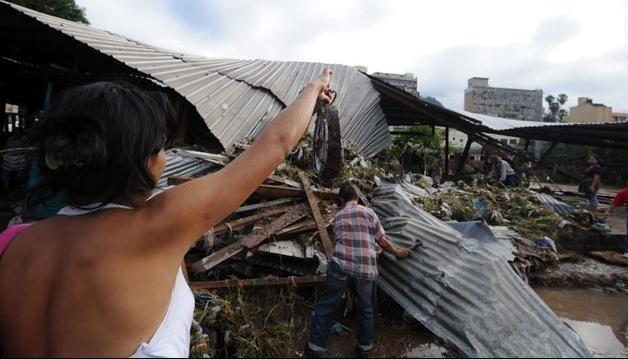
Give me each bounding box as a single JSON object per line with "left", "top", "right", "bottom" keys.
{"left": 535, "top": 193, "right": 574, "bottom": 217}
{"left": 372, "top": 183, "right": 590, "bottom": 358}
{"left": 157, "top": 149, "right": 217, "bottom": 188}
{"left": 4, "top": 1, "right": 390, "bottom": 157}
{"left": 458, "top": 109, "right": 626, "bottom": 132}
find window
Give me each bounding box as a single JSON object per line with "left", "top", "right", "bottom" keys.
{"left": 509, "top": 139, "right": 518, "bottom": 145}
{"left": 500, "top": 139, "right": 508, "bottom": 144}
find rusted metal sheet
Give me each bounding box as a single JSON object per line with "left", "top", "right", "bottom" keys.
{"left": 299, "top": 172, "right": 335, "bottom": 260}
{"left": 189, "top": 275, "right": 325, "bottom": 291}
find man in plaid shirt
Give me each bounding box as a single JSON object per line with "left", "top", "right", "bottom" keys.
{"left": 306, "top": 183, "right": 411, "bottom": 358}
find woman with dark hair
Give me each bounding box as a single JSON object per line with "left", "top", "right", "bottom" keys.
{"left": 580, "top": 155, "right": 603, "bottom": 213}
{"left": 0, "top": 69, "right": 333, "bottom": 357}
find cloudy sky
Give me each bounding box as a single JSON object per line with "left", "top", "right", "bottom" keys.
{"left": 75, "top": 0, "right": 627, "bottom": 112}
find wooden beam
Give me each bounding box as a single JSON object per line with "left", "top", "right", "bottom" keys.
{"left": 299, "top": 172, "right": 335, "bottom": 260}
{"left": 455, "top": 138, "right": 473, "bottom": 175}
{"left": 212, "top": 206, "right": 293, "bottom": 237}
{"left": 276, "top": 220, "right": 318, "bottom": 238}
{"left": 191, "top": 242, "right": 243, "bottom": 273}
{"left": 240, "top": 205, "right": 310, "bottom": 249}
{"left": 189, "top": 275, "right": 325, "bottom": 291}
{"left": 167, "top": 177, "right": 338, "bottom": 200}
{"left": 191, "top": 204, "right": 308, "bottom": 273}
{"left": 539, "top": 142, "right": 559, "bottom": 166}
{"left": 233, "top": 198, "right": 299, "bottom": 214}
{"left": 352, "top": 184, "right": 370, "bottom": 207}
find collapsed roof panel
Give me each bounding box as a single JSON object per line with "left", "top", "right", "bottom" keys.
{"left": 2, "top": 1, "right": 390, "bottom": 157}
{"left": 371, "top": 183, "right": 591, "bottom": 358}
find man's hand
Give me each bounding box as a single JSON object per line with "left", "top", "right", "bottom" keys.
{"left": 395, "top": 248, "right": 412, "bottom": 259}
{"left": 589, "top": 186, "right": 595, "bottom": 193}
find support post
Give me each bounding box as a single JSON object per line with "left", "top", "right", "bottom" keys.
{"left": 444, "top": 127, "right": 450, "bottom": 181}
{"left": 539, "top": 142, "right": 559, "bottom": 166}
{"left": 455, "top": 137, "right": 473, "bottom": 175}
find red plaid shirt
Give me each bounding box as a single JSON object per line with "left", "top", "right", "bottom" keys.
{"left": 332, "top": 201, "right": 386, "bottom": 280}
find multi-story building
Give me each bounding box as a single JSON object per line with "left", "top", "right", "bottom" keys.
{"left": 464, "top": 77, "right": 543, "bottom": 122}
{"left": 371, "top": 72, "right": 419, "bottom": 97}
{"left": 564, "top": 97, "right": 627, "bottom": 124}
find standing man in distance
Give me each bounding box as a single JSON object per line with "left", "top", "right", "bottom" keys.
{"left": 305, "top": 183, "right": 412, "bottom": 358}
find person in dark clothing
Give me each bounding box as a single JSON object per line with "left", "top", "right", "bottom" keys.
{"left": 580, "top": 155, "right": 602, "bottom": 213}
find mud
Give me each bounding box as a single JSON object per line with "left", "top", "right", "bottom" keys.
{"left": 325, "top": 315, "right": 452, "bottom": 358}
{"left": 535, "top": 288, "right": 628, "bottom": 358}
{"left": 530, "top": 255, "right": 628, "bottom": 290}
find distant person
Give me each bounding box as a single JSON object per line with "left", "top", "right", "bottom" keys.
{"left": 604, "top": 182, "right": 628, "bottom": 258}
{"left": 305, "top": 183, "right": 412, "bottom": 358}
{"left": 488, "top": 155, "right": 516, "bottom": 187}
{"left": 579, "top": 155, "right": 602, "bottom": 213}
{"left": 0, "top": 69, "right": 334, "bottom": 357}
{"left": 1, "top": 128, "right": 30, "bottom": 191}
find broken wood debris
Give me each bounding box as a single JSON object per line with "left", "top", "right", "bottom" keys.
{"left": 299, "top": 171, "right": 335, "bottom": 260}
{"left": 189, "top": 275, "right": 325, "bottom": 291}
{"left": 191, "top": 204, "right": 310, "bottom": 272}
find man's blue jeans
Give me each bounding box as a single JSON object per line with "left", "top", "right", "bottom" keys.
{"left": 308, "top": 261, "right": 375, "bottom": 353}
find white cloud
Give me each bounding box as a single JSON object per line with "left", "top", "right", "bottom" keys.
{"left": 76, "top": 0, "right": 628, "bottom": 112}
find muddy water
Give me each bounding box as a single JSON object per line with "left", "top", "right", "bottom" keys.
{"left": 535, "top": 288, "right": 628, "bottom": 358}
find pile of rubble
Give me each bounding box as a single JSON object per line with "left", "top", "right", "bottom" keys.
{"left": 164, "top": 137, "right": 393, "bottom": 357}
{"left": 162, "top": 137, "right": 614, "bottom": 357}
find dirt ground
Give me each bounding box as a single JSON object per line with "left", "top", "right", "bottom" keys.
{"left": 323, "top": 314, "right": 452, "bottom": 358}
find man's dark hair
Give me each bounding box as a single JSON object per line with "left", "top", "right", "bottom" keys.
{"left": 339, "top": 183, "right": 359, "bottom": 202}
{"left": 31, "top": 81, "right": 170, "bottom": 207}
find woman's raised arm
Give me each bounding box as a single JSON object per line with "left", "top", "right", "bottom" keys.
{"left": 142, "top": 69, "right": 333, "bottom": 257}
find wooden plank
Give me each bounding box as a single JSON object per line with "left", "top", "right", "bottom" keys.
{"left": 168, "top": 177, "right": 338, "bottom": 200}
{"left": 266, "top": 174, "right": 302, "bottom": 188}
{"left": 191, "top": 204, "right": 309, "bottom": 272}
{"left": 190, "top": 275, "right": 325, "bottom": 291}
{"left": 240, "top": 205, "right": 310, "bottom": 249}
{"left": 276, "top": 220, "right": 317, "bottom": 238}
{"left": 213, "top": 206, "right": 293, "bottom": 236}
{"left": 234, "top": 198, "right": 299, "bottom": 214}
{"left": 298, "top": 171, "right": 335, "bottom": 260}
{"left": 352, "top": 184, "right": 370, "bottom": 207}
{"left": 191, "top": 242, "right": 243, "bottom": 273}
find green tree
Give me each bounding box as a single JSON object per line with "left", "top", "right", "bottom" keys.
{"left": 386, "top": 125, "right": 455, "bottom": 170}
{"left": 7, "top": 0, "right": 89, "bottom": 24}
{"left": 543, "top": 93, "right": 568, "bottom": 122}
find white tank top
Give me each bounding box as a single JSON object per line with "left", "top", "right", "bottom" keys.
{"left": 58, "top": 204, "right": 195, "bottom": 358}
